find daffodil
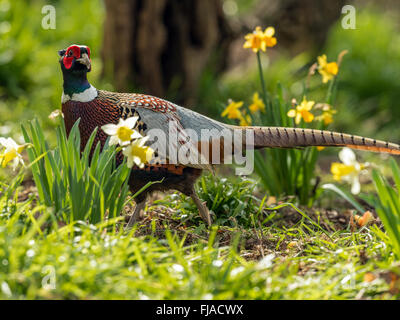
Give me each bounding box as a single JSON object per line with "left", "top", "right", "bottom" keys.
{"left": 249, "top": 92, "right": 265, "bottom": 113}
{"left": 260, "top": 26, "right": 277, "bottom": 47}
{"left": 48, "top": 109, "right": 64, "bottom": 120}
{"left": 317, "top": 54, "right": 339, "bottom": 83}
{"left": 101, "top": 116, "right": 143, "bottom": 146}
{"left": 221, "top": 100, "right": 243, "bottom": 120}
{"left": 315, "top": 104, "right": 337, "bottom": 125}
{"left": 122, "top": 137, "right": 154, "bottom": 169}
{"left": 239, "top": 113, "right": 252, "bottom": 126}
{"left": 243, "top": 26, "right": 277, "bottom": 53}
{"left": 0, "top": 137, "right": 29, "bottom": 170}
{"left": 320, "top": 111, "right": 335, "bottom": 125}
{"left": 330, "top": 147, "right": 367, "bottom": 194}
{"left": 287, "top": 97, "right": 315, "bottom": 124}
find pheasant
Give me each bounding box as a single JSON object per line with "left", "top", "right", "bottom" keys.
{"left": 59, "top": 44, "right": 400, "bottom": 228}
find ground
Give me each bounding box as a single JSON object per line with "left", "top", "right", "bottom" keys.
{"left": 1, "top": 173, "right": 400, "bottom": 299}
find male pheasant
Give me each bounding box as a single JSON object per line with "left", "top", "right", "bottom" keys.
{"left": 59, "top": 44, "right": 400, "bottom": 228}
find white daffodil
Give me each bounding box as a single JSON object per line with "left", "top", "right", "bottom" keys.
{"left": 122, "top": 136, "right": 154, "bottom": 169}
{"left": 101, "top": 116, "right": 143, "bottom": 146}
{"left": 0, "top": 137, "right": 29, "bottom": 170}
{"left": 330, "top": 147, "right": 367, "bottom": 194}
{"left": 48, "top": 109, "right": 64, "bottom": 120}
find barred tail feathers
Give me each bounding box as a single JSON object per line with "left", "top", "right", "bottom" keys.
{"left": 248, "top": 126, "right": 400, "bottom": 155}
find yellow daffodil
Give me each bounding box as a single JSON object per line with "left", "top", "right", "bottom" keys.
{"left": 330, "top": 147, "right": 367, "bottom": 194}
{"left": 221, "top": 100, "right": 243, "bottom": 120}
{"left": 320, "top": 111, "right": 334, "bottom": 125}
{"left": 249, "top": 92, "right": 265, "bottom": 113}
{"left": 101, "top": 116, "right": 143, "bottom": 146}
{"left": 0, "top": 137, "right": 29, "bottom": 170}
{"left": 239, "top": 113, "right": 252, "bottom": 126}
{"left": 317, "top": 54, "right": 339, "bottom": 83}
{"left": 315, "top": 104, "right": 337, "bottom": 125}
{"left": 317, "top": 146, "right": 325, "bottom": 151}
{"left": 261, "top": 27, "right": 277, "bottom": 47}
{"left": 331, "top": 163, "right": 356, "bottom": 180}
{"left": 122, "top": 137, "right": 154, "bottom": 169}
{"left": 287, "top": 97, "right": 315, "bottom": 124}
{"left": 243, "top": 26, "right": 277, "bottom": 53}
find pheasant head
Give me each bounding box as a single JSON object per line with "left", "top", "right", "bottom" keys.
{"left": 59, "top": 44, "right": 91, "bottom": 73}
{"left": 58, "top": 45, "right": 96, "bottom": 102}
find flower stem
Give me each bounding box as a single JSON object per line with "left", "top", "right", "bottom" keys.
{"left": 325, "top": 76, "right": 336, "bottom": 105}
{"left": 257, "top": 52, "right": 268, "bottom": 103}
{"left": 256, "top": 52, "right": 274, "bottom": 124}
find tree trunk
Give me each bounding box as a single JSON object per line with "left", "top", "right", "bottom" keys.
{"left": 102, "top": 0, "right": 232, "bottom": 106}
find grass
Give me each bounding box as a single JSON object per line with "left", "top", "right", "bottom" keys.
{"left": 21, "top": 119, "right": 131, "bottom": 224}
{"left": 371, "top": 159, "right": 400, "bottom": 258}
{"left": 1, "top": 169, "right": 400, "bottom": 300}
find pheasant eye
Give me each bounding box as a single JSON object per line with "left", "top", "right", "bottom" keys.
{"left": 68, "top": 50, "right": 74, "bottom": 57}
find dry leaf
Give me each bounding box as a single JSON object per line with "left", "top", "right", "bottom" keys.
{"left": 266, "top": 196, "right": 277, "bottom": 207}
{"left": 363, "top": 272, "right": 376, "bottom": 283}
{"left": 355, "top": 211, "right": 374, "bottom": 227}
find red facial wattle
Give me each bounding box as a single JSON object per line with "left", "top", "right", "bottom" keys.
{"left": 63, "top": 45, "right": 81, "bottom": 69}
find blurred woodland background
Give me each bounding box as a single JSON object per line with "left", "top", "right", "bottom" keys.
{"left": 1, "top": 0, "right": 400, "bottom": 143}
{"left": 3, "top": 1, "right": 400, "bottom": 301}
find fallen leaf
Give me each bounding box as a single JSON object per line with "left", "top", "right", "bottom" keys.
{"left": 287, "top": 241, "right": 298, "bottom": 249}
{"left": 355, "top": 211, "right": 374, "bottom": 227}
{"left": 363, "top": 272, "right": 376, "bottom": 283}
{"left": 266, "top": 196, "right": 277, "bottom": 207}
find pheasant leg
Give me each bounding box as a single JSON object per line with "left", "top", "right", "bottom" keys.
{"left": 126, "top": 200, "right": 146, "bottom": 229}
{"left": 190, "top": 192, "right": 212, "bottom": 226}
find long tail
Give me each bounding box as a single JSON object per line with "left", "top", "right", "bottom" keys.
{"left": 244, "top": 126, "right": 400, "bottom": 155}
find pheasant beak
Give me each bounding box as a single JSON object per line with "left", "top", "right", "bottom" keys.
{"left": 76, "top": 53, "right": 91, "bottom": 71}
